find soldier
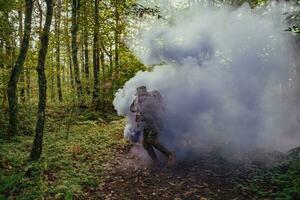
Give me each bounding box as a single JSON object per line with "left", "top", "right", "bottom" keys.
{"left": 130, "top": 86, "right": 175, "bottom": 165}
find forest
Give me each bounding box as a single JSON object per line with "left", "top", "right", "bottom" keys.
{"left": 1, "top": 0, "right": 300, "bottom": 199}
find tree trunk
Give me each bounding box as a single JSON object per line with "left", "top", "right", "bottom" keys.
{"left": 71, "top": 0, "right": 83, "bottom": 102}
{"left": 30, "top": 0, "right": 53, "bottom": 161}
{"left": 84, "top": 27, "right": 90, "bottom": 94}
{"left": 50, "top": 50, "right": 55, "bottom": 101}
{"left": 81, "top": 42, "right": 85, "bottom": 85}
{"left": 100, "top": 51, "right": 106, "bottom": 110}
{"left": 18, "top": 6, "right": 26, "bottom": 103}
{"left": 25, "top": 68, "right": 31, "bottom": 103}
{"left": 7, "top": 0, "right": 33, "bottom": 136}
{"left": 64, "top": 1, "right": 74, "bottom": 90}
{"left": 114, "top": 0, "right": 119, "bottom": 80}
{"left": 109, "top": 44, "right": 113, "bottom": 79}
{"left": 92, "top": 0, "right": 100, "bottom": 110}
{"left": 37, "top": 0, "right": 43, "bottom": 35}
{"left": 55, "top": 0, "right": 63, "bottom": 102}
{"left": 68, "top": 41, "right": 74, "bottom": 89}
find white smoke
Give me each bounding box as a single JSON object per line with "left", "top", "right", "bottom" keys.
{"left": 113, "top": 1, "right": 300, "bottom": 157}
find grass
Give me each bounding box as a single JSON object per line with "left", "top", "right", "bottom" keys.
{"left": 0, "top": 108, "right": 125, "bottom": 200}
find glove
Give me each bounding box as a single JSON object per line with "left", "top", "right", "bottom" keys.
{"left": 136, "top": 112, "right": 142, "bottom": 122}
{"left": 129, "top": 131, "right": 141, "bottom": 143}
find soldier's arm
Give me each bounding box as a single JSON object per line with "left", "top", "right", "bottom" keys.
{"left": 130, "top": 98, "right": 137, "bottom": 112}
{"left": 153, "top": 90, "right": 166, "bottom": 111}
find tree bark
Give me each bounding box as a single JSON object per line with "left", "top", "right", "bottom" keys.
{"left": 110, "top": 0, "right": 119, "bottom": 95}
{"left": 18, "top": 6, "right": 26, "bottom": 103}
{"left": 81, "top": 41, "right": 85, "bottom": 83}
{"left": 84, "top": 26, "right": 90, "bottom": 94}
{"left": 109, "top": 44, "right": 113, "bottom": 79}
{"left": 92, "top": 0, "right": 100, "bottom": 110}
{"left": 25, "top": 68, "right": 31, "bottom": 103}
{"left": 114, "top": 0, "right": 119, "bottom": 79}
{"left": 7, "top": 0, "right": 33, "bottom": 136}
{"left": 50, "top": 50, "right": 55, "bottom": 101}
{"left": 71, "top": 0, "right": 83, "bottom": 102}
{"left": 64, "top": 1, "right": 74, "bottom": 89}
{"left": 30, "top": 0, "right": 53, "bottom": 161}
{"left": 37, "top": 0, "right": 43, "bottom": 35}
{"left": 55, "top": 0, "right": 63, "bottom": 102}
{"left": 101, "top": 51, "right": 106, "bottom": 110}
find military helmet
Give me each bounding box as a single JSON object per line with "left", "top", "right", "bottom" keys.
{"left": 136, "top": 85, "right": 147, "bottom": 95}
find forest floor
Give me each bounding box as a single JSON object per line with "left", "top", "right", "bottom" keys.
{"left": 0, "top": 107, "right": 299, "bottom": 200}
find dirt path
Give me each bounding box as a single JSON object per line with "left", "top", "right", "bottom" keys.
{"left": 94, "top": 144, "right": 256, "bottom": 200}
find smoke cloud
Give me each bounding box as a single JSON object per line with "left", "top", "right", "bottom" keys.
{"left": 113, "top": 1, "right": 300, "bottom": 159}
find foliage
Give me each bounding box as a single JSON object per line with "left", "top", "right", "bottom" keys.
{"left": 240, "top": 156, "right": 300, "bottom": 200}
{"left": 131, "top": 3, "right": 162, "bottom": 19}
{"left": 0, "top": 105, "right": 35, "bottom": 138}
{"left": 0, "top": 107, "right": 125, "bottom": 199}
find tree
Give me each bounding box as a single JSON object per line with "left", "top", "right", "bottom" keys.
{"left": 7, "top": 0, "right": 34, "bottom": 136}
{"left": 55, "top": 0, "right": 63, "bottom": 102}
{"left": 71, "top": 0, "right": 83, "bottom": 102}
{"left": 63, "top": 0, "right": 75, "bottom": 90}
{"left": 18, "top": 3, "right": 26, "bottom": 103}
{"left": 92, "top": 0, "right": 100, "bottom": 110}
{"left": 114, "top": 0, "right": 120, "bottom": 80}
{"left": 82, "top": 0, "right": 90, "bottom": 94}
{"left": 30, "top": 0, "right": 54, "bottom": 161}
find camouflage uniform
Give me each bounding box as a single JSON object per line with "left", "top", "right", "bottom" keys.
{"left": 130, "top": 87, "right": 172, "bottom": 162}
{"left": 142, "top": 126, "right": 172, "bottom": 162}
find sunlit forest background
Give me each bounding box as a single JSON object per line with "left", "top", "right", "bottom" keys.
{"left": 1, "top": 0, "right": 300, "bottom": 199}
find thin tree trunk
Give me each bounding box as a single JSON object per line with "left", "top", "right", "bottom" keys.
{"left": 18, "top": 7, "right": 26, "bottom": 103}
{"left": 68, "top": 45, "right": 74, "bottom": 88}
{"left": 84, "top": 27, "right": 90, "bottom": 94}
{"left": 30, "top": 0, "right": 53, "bottom": 161}
{"left": 100, "top": 50, "right": 105, "bottom": 77}
{"left": 71, "top": 0, "right": 83, "bottom": 102}
{"left": 114, "top": 0, "right": 119, "bottom": 80}
{"left": 25, "top": 68, "right": 31, "bottom": 103}
{"left": 92, "top": 0, "right": 100, "bottom": 110}
{"left": 55, "top": 0, "right": 63, "bottom": 102}
{"left": 109, "top": 44, "right": 113, "bottom": 79}
{"left": 81, "top": 42, "right": 85, "bottom": 84}
{"left": 37, "top": 0, "right": 43, "bottom": 35}
{"left": 100, "top": 51, "right": 106, "bottom": 110}
{"left": 82, "top": 0, "right": 90, "bottom": 94}
{"left": 7, "top": 0, "right": 33, "bottom": 136}
{"left": 50, "top": 50, "right": 55, "bottom": 101}
{"left": 109, "top": 41, "right": 115, "bottom": 100}
{"left": 65, "top": 1, "right": 74, "bottom": 89}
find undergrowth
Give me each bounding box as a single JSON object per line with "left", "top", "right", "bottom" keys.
{"left": 1, "top": 105, "right": 299, "bottom": 200}
{"left": 0, "top": 107, "right": 125, "bottom": 200}
{"left": 241, "top": 156, "right": 300, "bottom": 200}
